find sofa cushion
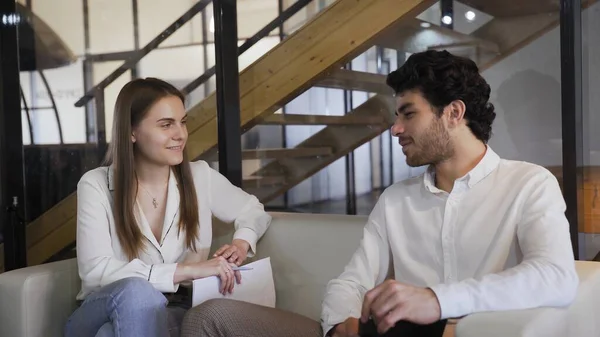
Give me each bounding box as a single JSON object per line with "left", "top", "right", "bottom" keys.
{"left": 211, "top": 212, "right": 367, "bottom": 321}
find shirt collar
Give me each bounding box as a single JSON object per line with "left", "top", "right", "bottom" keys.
{"left": 423, "top": 146, "right": 500, "bottom": 193}
{"left": 107, "top": 165, "right": 178, "bottom": 191}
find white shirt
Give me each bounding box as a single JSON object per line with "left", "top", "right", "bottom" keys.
{"left": 75, "top": 160, "right": 271, "bottom": 300}
{"left": 320, "top": 147, "right": 578, "bottom": 335}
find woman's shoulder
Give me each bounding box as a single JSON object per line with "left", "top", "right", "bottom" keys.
{"left": 188, "top": 160, "right": 212, "bottom": 176}
{"left": 78, "top": 166, "right": 110, "bottom": 189}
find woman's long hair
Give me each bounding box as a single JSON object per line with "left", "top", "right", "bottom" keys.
{"left": 104, "top": 77, "right": 199, "bottom": 260}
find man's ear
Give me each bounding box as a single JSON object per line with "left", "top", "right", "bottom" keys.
{"left": 446, "top": 100, "right": 466, "bottom": 127}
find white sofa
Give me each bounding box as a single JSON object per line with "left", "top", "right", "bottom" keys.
{"left": 1, "top": 212, "right": 599, "bottom": 337}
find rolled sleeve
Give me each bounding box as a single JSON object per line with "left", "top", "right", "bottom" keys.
{"left": 148, "top": 263, "right": 179, "bottom": 293}
{"left": 233, "top": 227, "right": 259, "bottom": 257}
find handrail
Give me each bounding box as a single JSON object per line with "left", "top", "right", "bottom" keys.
{"left": 74, "top": 0, "right": 212, "bottom": 107}
{"left": 181, "top": 0, "right": 312, "bottom": 95}
{"left": 75, "top": 0, "right": 314, "bottom": 115}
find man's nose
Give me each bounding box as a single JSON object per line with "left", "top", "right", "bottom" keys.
{"left": 391, "top": 121, "right": 404, "bottom": 137}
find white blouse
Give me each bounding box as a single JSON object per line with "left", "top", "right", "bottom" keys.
{"left": 75, "top": 160, "right": 272, "bottom": 300}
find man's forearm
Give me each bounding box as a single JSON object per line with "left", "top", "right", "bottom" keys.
{"left": 430, "top": 259, "right": 578, "bottom": 319}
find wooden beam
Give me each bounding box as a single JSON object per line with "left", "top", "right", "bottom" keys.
{"left": 183, "top": 0, "right": 436, "bottom": 158}
{"left": 261, "top": 114, "right": 387, "bottom": 126}
{"left": 315, "top": 69, "right": 392, "bottom": 95}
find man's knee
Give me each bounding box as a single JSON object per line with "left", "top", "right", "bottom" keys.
{"left": 181, "top": 299, "right": 322, "bottom": 337}
{"left": 109, "top": 277, "right": 167, "bottom": 310}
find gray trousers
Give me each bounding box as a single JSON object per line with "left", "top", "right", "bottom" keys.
{"left": 180, "top": 299, "right": 322, "bottom": 337}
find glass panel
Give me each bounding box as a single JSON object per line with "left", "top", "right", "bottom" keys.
{"left": 233, "top": 0, "right": 567, "bottom": 219}
{"left": 0, "top": 0, "right": 363, "bottom": 270}
{"left": 581, "top": 1, "right": 600, "bottom": 260}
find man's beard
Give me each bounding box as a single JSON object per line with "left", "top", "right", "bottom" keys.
{"left": 404, "top": 118, "right": 454, "bottom": 167}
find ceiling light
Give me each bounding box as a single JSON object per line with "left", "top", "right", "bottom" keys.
{"left": 420, "top": 22, "right": 431, "bottom": 28}
{"left": 441, "top": 15, "right": 452, "bottom": 25}
{"left": 465, "top": 11, "right": 476, "bottom": 21}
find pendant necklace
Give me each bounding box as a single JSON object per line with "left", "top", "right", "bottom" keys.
{"left": 139, "top": 183, "right": 159, "bottom": 209}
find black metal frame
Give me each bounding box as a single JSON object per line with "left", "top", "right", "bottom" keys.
{"left": 213, "top": 0, "right": 242, "bottom": 187}
{"left": 277, "top": 0, "right": 290, "bottom": 209}
{"left": 560, "top": 0, "right": 583, "bottom": 260}
{"left": 131, "top": 0, "right": 140, "bottom": 79}
{"left": 440, "top": 0, "right": 453, "bottom": 29}
{"left": 0, "top": 0, "right": 28, "bottom": 270}
{"left": 344, "top": 63, "right": 357, "bottom": 215}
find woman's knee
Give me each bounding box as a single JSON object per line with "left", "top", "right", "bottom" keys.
{"left": 109, "top": 277, "right": 167, "bottom": 309}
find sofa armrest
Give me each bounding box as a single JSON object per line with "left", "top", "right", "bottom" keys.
{"left": 455, "top": 307, "right": 568, "bottom": 337}
{"left": 0, "top": 258, "right": 80, "bottom": 337}
{"left": 456, "top": 261, "right": 600, "bottom": 337}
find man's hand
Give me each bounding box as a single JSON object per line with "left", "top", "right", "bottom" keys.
{"left": 213, "top": 239, "right": 250, "bottom": 266}
{"left": 331, "top": 317, "right": 359, "bottom": 337}
{"left": 360, "top": 280, "right": 441, "bottom": 334}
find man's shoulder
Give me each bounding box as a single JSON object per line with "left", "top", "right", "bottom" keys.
{"left": 380, "top": 173, "right": 425, "bottom": 199}
{"left": 497, "top": 158, "right": 556, "bottom": 182}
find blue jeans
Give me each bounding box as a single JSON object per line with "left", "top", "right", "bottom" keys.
{"left": 64, "top": 277, "right": 186, "bottom": 337}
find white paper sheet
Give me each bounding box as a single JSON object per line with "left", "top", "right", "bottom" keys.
{"left": 191, "top": 257, "right": 276, "bottom": 308}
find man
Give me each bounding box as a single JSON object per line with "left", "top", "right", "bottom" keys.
{"left": 321, "top": 50, "right": 579, "bottom": 337}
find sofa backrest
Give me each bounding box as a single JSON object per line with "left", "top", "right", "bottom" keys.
{"left": 212, "top": 211, "right": 367, "bottom": 321}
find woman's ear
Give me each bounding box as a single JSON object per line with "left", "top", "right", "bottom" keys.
{"left": 131, "top": 132, "right": 136, "bottom": 143}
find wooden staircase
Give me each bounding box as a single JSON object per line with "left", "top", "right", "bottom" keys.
{"left": 1, "top": 0, "right": 594, "bottom": 271}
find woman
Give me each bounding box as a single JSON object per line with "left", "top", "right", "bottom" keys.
{"left": 64, "top": 78, "right": 271, "bottom": 337}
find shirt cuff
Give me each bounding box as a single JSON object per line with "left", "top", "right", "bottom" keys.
{"left": 233, "top": 228, "right": 258, "bottom": 257}
{"left": 148, "top": 263, "right": 178, "bottom": 293}
{"left": 321, "top": 304, "right": 361, "bottom": 336}
{"left": 429, "top": 283, "right": 473, "bottom": 319}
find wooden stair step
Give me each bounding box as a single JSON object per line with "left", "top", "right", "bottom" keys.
{"left": 247, "top": 94, "right": 396, "bottom": 203}
{"left": 375, "top": 18, "right": 500, "bottom": 65}
{"left": 260, "top": 113, "right": 387, "bottom": 126}
{"left": 459, "top": 0, "right": 559, "bottom": 17}
{"left": 204, "top": 147, "right": 333, "bottom": 162}
{"left": 242, "top": 175, "right": 285, "bottom": 189}
{"left": 315, "top": 69, "right": 392, "bottom": 95}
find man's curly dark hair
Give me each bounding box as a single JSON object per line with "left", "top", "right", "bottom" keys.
{"left": 386, "top": 50, "right": 496, "bottom": 143}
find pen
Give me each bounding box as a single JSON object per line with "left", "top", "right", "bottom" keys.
{"left": 232, "top": 266, "right": 253, "bottom": 271}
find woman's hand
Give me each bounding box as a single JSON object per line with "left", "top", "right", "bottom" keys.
{"left": 213, "top": 239, "right": 250, "bottom": 266}
{"left": 187, "top": 256, "right": 240, "bottom": 294}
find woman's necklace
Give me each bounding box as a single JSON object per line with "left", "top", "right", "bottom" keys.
{"left": 139, "top": 183, "right": 160, "bottom": 209}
